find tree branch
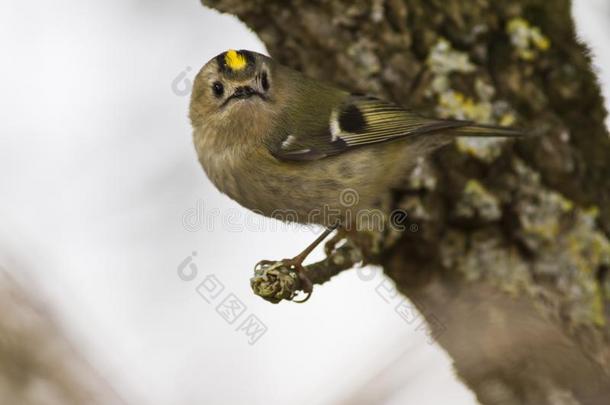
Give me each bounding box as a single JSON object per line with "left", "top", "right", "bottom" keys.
{"left": 251, "top": 242, "right": 363, "bottom": 303}
{"left": 203, "top": 0, "right": 610, "bottom": 403}
{"left": 0, "top": 270, "right": 124, "bottom": 405}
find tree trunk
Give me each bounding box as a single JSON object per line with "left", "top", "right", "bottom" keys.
{"left": 202, "top": 0, "right": 610, "bottom": 403}
{"left": 0, "top": 270, "right": 125, "bottom": 405}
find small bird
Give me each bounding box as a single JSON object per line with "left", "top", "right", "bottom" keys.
{"left": 190, "top": 49, "right": 524, "bottom": 298}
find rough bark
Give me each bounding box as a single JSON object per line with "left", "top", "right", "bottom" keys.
{"left": 202, "top": 0, "right": 610, "bottom": 404}
{"left": 0, "top": 270, "right": 124, "bottom": 405}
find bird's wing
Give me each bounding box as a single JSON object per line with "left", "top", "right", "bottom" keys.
{"left": 267, "top": 95, "right": 524, "bottom": 161}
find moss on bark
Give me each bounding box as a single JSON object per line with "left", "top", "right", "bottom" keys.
{"left": 202, "top": 1, "right": 610, "bottom": 403}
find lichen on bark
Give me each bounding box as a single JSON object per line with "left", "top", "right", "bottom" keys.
{"left": 202, "top": 0, "right": 610, "bottom": 403}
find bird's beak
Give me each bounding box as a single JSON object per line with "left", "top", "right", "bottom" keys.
{"left": 231, "top": 86, "right": 258, "bottom": 99}
{"left": 221, "top": 85, "right": 267, "bottom": 109}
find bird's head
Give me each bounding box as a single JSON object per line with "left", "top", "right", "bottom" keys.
{"left": 190, "top": 49, "right": 278, "bottom": 131}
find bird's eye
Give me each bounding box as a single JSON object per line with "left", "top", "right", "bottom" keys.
{"left": 261, "top": 72, "right": 269, "bottom": 91}
{"left": 212, "top": 81, "right": 224, "bottom": 98}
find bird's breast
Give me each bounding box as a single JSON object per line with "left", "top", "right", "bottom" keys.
{"left": 195, "top": 127, "right": 406, "bottom": 227}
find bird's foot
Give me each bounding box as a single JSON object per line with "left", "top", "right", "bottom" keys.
{"left": 251, "top": 225, "right": 338, "bottom": 303}
{"left": 324, "top": 228, "right": 381, "bottom": 263}
{"left": 252, "top": 257, "right": 313, "bottom": 303}
{"left": 324, "top": 228, "right": 348, "bottom": 256}
{"left": 278, "top": 257, "right": 313, "bottom": 303}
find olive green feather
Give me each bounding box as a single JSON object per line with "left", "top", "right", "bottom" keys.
{"left": 270, "top": 94, "right": 526, "bottom": 161}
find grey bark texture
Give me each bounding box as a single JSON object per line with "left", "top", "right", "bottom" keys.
{"left": 0, "top": 270, "right": 124, "bottom": 405}
{"left": 202, "top": 1, "right": 610, "bottom": 404}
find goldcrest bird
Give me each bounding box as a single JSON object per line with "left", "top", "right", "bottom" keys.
{"left": 189, "top": 49, "right": 523, "bottom": 297}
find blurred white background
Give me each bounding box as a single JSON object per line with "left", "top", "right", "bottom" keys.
{"left": 0, "top": 1, "right": 608, "bottom": 404}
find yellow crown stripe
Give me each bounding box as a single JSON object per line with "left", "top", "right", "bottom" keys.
{"left": 225, "top": 49, "right": 247, "bottom": 71}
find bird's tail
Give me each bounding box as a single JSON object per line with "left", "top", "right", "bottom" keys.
{"left": 408, "top": 119, "right": 529, "bottom": 155}
{"left": 449, "top": 122, "right": 528, "bottom": 138}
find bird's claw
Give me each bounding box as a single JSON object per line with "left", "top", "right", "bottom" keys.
{"left": 281, "top": 259, "right": 312, "bottom": 303}
{"left": 251, "top": 258, "right": 313, "bottom": 303}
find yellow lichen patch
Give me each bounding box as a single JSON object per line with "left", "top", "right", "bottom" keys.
{"left": 591, "top": 288, "right": 605, "bottom": 327}
{"left": 585, "top": 205, "right": 600, "bottom": 220}
{"left": 511, "top": 159, "right": 609, "bottom": 326}
{"left": 532, "top": 34, "right": 550, "bottom": 51}
{"left": 438, "top": 90, "right": 492, "bottom": 123}
{"left": 454, "top": 179, "right": 501, "bottom": 221}
{"left": 506, "top": 18, "right": 551, "bottom": 61}
{"left": 464, "top": 179, "right": 486, "bottom": 196}
{"left": 426, "top": 38, "right": 475, "bottom": 75}
{"left": 225, "top": 49, "right": 247, "bottom": 71}
{"left": 562, "top": 212, "right": 610, "bottom": 327}
{"left": 519, "top": 191, "right": 574, "bottom": 243}
{"left": 437, "top": 90, "right": 506, "bottom": 161}
{"left": 579, "top": 207, "right": 610, "bottom": 268}
{"left": 499, "top": 113, "right": 516, "bottom": 127}
{"left": 424, "top": 39, "right": 520, "bottom": 162}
